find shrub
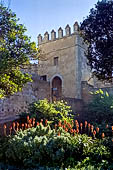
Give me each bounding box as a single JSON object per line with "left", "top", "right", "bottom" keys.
{"left": 85, "top": 89, "right": 113, "bottom": 124}
{"left": 20, "top": 99, "right": 73, "bottom": 124}
{"left": 1, "top": 124, "right": 111, "bottom": 169}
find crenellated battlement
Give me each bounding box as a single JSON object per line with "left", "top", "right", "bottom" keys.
{"left": 37, "top": 21, "right": 79, "bottom": 45}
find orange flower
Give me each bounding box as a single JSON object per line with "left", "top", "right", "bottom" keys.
{"left": 75, "top": 120, "right": 78, "bottom": 124}
{"left": 22, "top": 124, "right": 24, "bottom": 127}
{"left": 37, "top": 122, "right": 39, "bottom": 126}
{"left": 71, "top": 120, "right": 74, "bottom": 125}
{"left": 106, "top": 124, "right": 109, "bottom": 128}
{"left": 25, "top": 123, "right": 28, "bottom": 128}
{"left": 58, "top": 122, "right": 62, "bottom": 127}
{"left": 63, "top": 125, "right": 66, "bottom": 129}
{"left": 93, "top": 130, "right": 96, "bottom": 135}
{"left": 41, "top": 119, "right": 43, "bottom": 122}
{"left": 76, "top": 123, "right": 79, "bottom": 128}
{"left": 28, "top": 124, "right": 30, "bottom": 128}
{"left": 4, "top": 124, "right": 7, "bottom": 129}
{"left": 70, "top": 129, "right": 74, "bottom": 133}
{"left": 80, "top": 123, "right": 83, "bottom": 127}
{"left": 65, "top": 128, "right": 68, "bottom": 132}
{"left": 28, "top": 119, "right": 32, "bottom": 124}
{"left": 88, "top": 123, "right": 90, "bottom": 127}
{"left": 64, "top": 120, "right": 66, "bottom": 124}
{"left": 85, "top": 121, "right": 87, "bottom": 126}
{"left": 96, "top": 127, "right": 99, "bottom": 133}
{"left": 102, "top": 133, "right": 105, "bottom": 138}
{"left": 27, "top": 115, "right": 29, "bottom": 121}
{"left": 73, "top": 129, "right": 76, "bottom": 133}
{"left": 76, "top": 128, "right": 79, "bottom": 134}
{"left": 17, "top": 122, "right": 19, "bottom": 127}
{"left": 91, "top": 125, "right": 94, "bottom": 132}
{"left": 112, "top": 126, "right": 113, "bottom": 131}
{"left": 13, "top": 122, "right": 16, "bottom": 127}
{"left": 58, "top": 131, "right": 60, "bottom": 136}
{"left": 9, "top": 126, "right": 12, "bottom": 130}
{"left": 45, "top": 119, "right": 48, "bottom": 125}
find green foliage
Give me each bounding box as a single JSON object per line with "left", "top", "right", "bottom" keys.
{"left": 80, "top": 1, "right": 113, "bottom": 81}
{"left": 85, "top": 89, "right": 113, "bottom": 124}
{"left": 0, "top": 4, "right": 38, "bottom": 98}
{"left": 0, "top": 124, "right": 111, "bottom": 169}
{"left": 22, "top": 99, "right": 73, "bottom": 124}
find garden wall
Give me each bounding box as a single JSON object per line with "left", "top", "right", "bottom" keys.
{"left": 81, "top": 81, "right": 113, "bottom": 104}
{"left": 0, "top": 74, "right": 50, "bottom": 123}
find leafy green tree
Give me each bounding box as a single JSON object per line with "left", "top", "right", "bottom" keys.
{"left": 80, "top": 0, "right": 113, "bottom": 81}
{"left": 0, "top": 5, "right": 38, "bottom": 98}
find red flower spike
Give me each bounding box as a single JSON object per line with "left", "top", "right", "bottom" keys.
{"left": 27, "top": 115, "right": 29, "bottom": 121}
{"left": 76, "top": 128, "right": 79, "bottom": 134}
{"left": 76, "top": 124, "right": 79, "bottom": 128}
{"left": 63, "top": 125, "right": 66, "bottom": 129}
{"left": 88, "top": 123, "right": 91, "bottom": 129}
{"left": 102, "top": 133, "right": 105, "bottom": 138}
{"left": 70, "top": 129, "right": 74, "bottom": 133}
{"left": 33, "top": 121, "right": 35, "bottom": 126}
{"left": 58, "top": 131, "right": 60, "bottom": 136}
{"left": 75, "top": 120, "right": 78, "bottom": 124}
{"left": 112, "top": 126, "right": 113, "bottom": 131}
{"left": 73, "top": 129, "right": 76, "bottom": 133}
{"left": 106, "top": 124, "right": 109, "bottom": 128}
{"left": 29, "top": 119, "right": 32, "bottom": 124}
{"left": 9, "top": 126, "right": 12, "bottom": 130}
{"left": 85, "top": 121, "right": 87, "bottom": 126}
{"left": 58, "top": 122, "right": 62, "bottom": 127}
{"left": 93, "top": 130, "right": 96, "bottom": 135}
{"left": 41, "top": 119, "right": 43, "bottom": 122}
{"left": 91, "top": 125, "right": 94, "bottom": 132}
{"left": 65, "top": 128, "right": 68, "bottom": 132}
{"left": 37, "top": 122, "right": 40, "bottom": 126}
{"left": 25, "top": 123, "right": 28, "bottom": 128}
{"left": 45, "top": 119, "right": 48, "bottom": 125}
{"left": 96, "top": 127, "right": 99, "bottom": 133}
{"left": 64, "top": 120, "right": 66, "bottom": 124}
{"left": 13, "top": 122, "right": 16, "bottom": 127}
{"left": 22, "top": 124, "right": 24, "bottom": 127}
{"left": 80, "top": 123, "right": 83, "bottom": 127}
{"left": 17, "top": 122, "right": 19, "bottom": 127}
{"left": 28, "top": 124, "right": 30, "bottom": 128}
{"left": 4, "top": 124, "right": 7, "bottom": 129}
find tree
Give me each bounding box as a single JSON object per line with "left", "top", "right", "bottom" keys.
{"left": 0, "top": 5, "right": 38, "bottom": 98}
{"left": 80, "top": 0, "right": 113, "bottom": 81}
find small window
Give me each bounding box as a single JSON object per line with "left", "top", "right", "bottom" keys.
{"left": 40, "top": 75, "right": 47, "bottom": 81}
{"left": 54, "top": 57, "right": 58, "bottom": 66}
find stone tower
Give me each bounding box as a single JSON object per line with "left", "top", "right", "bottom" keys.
{"left": 37, "top": 22, "right": 92, "bottom": 101}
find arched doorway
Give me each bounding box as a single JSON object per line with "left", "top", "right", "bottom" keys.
{"left": 52, "top": 76, "right": 62, "bottom": 101}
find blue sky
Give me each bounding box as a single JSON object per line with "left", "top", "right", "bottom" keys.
{"left": 5, "top": 0, "right": 98, "bottom": 44}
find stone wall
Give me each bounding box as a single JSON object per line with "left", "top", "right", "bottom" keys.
{"left": 63, "top": 97, "right": 84, "bottom": 119}
{"left": 81, "top": 81, "right": 113, "bottom": 104}
{"left": 0, "top": 73, "right": 50, "bottom": 122}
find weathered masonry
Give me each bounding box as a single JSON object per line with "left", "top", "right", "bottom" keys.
{"left": 38, "top": 22, "right": 93, "bottom": 101}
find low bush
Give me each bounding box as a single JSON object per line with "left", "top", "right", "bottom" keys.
{"left": 20, "top": 99, "right": 73, "bottom": 124}
{"left": 0, "top": 123, "right": 112, "bottom": 169}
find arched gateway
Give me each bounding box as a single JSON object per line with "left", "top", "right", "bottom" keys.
{"left": 51, "top": 76, "right": 62, "bottom": 101}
